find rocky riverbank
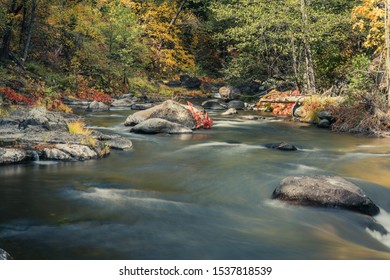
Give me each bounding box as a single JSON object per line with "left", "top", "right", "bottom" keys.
{"left": 0, "top": 106, "right": 132, "bottom": 165}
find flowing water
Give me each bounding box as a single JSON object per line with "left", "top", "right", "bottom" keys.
{"left": 1, "top": 108, "right": 390, "bottom": 259}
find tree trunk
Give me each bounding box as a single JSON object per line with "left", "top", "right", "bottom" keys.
{"left": 19, "top": 0, "right": 27, "bottom": 51}
{"left": 385, "top": 0, "right": 390, "bottom": 102}
{"left": 0, "top": 1, "right": 19, "bottom": 60}
{"left": 157, "top": 0, "right": 187, "bottom": 51}
{"left": 21, "top": 0, "right": 37, "bottom": 66}
{"left": 290, "top": 37, "right": 301, "bottom": 92}
{"left": 300, "top": 0, "right": 316, "bottom": 94}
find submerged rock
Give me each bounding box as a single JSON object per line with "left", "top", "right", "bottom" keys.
{"left": 228, "top": 100, "right": 245, "bottom": 110}
{"left": 272, "top": 175, "right": 380, "bottom": 216}
{"left": 265, "top": 142, "right": 298, "bottom": 151}
{"left": 0, "top": 248, "right": 12, "bottom": 260}
{"left": 111, "top": 98, "right": 134, "bottom": 107}
{"left": 130, "top": 118, "right": 192, "bottom": 134}
{"left": 107, "top": 137, "right": 133, "bottom": 150}
{"left": 222, "top": 108, "right": 238, "bottom": 116}
{"left": 201, "top": 99, "right": 228, "bottom": 110}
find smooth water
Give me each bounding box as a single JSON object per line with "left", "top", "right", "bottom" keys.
{"left": 1, "top": 109, "right": 390, "bottom": 259}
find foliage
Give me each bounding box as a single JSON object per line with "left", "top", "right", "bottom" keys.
{"left": 351, "top": 0, "right": 384, "bottom": 52}
{"left": 67, "top": 120, "right": 96, "bottom": 146}
{"left": 345, "top": 54, "right": 378, "bottom": 96}
{"left": 256, "top": 89, "right": 301, "bottom": 116}
{"left": 70, "top": 76, "right": 113, "bottom": 104}
{"left": 0, "top": 87, "right": 35, "bottom": 106}
{"left": 210, "top": 0, "right": 355, "bottom": 90}
{"left": 187, "top": 101, "right": 213, "bottom": 128}
{"left": 129, "top": 1, "right": 196, "bottom": 77}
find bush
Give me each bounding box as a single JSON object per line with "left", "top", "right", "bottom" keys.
{"left": 330, "top": 94, "right": 390, "bottom": 136}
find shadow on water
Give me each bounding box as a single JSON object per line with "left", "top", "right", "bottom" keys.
{"left": 1, "top": 109, "right": 390, "bottom": 259}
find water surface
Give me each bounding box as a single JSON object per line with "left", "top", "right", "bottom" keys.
{"left": 1, "top": 109, "right": 390, "bottom": 259}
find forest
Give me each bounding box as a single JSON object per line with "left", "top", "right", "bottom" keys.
{"left": 1, "top": 0, "right": 390, "bottom": 134}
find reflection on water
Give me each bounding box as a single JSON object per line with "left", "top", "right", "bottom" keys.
{"left": 1, "top": 109, "right": 390, "bottom": 259}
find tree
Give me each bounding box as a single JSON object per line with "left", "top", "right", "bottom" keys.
{"left": 0, "top": 0, "right": 23, "bottom": 60}
{"left": 129, "top": 0, "right": 196, "bottom": 77}
{"left": 352, "top": 0, "right": 390, "bottom": 100}
{"left": 210, "top": 0, "right": 354, "bottom": 92}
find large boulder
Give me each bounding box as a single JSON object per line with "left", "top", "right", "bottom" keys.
{"left": 130, "top": 118, "right": 192, "bottom": 134}
{"left": 125, "top": 100, "right": 196, "bottom": 129}
{"left": 124, "top": 106, "right": 156, "bottom": 126}
{"left": 272, "top": 175, "right": 380, "bottom": 216}
{"left": 0, "top": 248, "right": 12, "bottom": 260}
{"left": 131, "top": 103, "right": 154, "bottom": 110}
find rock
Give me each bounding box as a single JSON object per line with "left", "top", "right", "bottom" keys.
{"left": 125, "top": 100, "right": 195, "bottom": 129}
{"left": 130, "top": 118, "right": 192, "bottom": 134}
{"left": 272, "top": 175, "right": 380, "bottom": 216}
{"left": 0, "top": 107, "right": 113, "bottom": 164}
{"left": 292, "top": 104, "right": 304, "bottom": 118}
{"left": 19, "top": 107, "right": 49, "bottom": 129}
{"left": 0, "top": 148, "right": 27, "bottom": 164}
{"left": 107, "top": 137, "right": 133, "bottom": 150}
{"left": 219, "top": 86, "right": 241, "bottom": 100}
{"left": 265, "top": 142, "right": 298, "bottom": 151}
{"left": 201, "top": 99, "right": 228, "bottom": 110}
{"left": 62, "top": 97, "right": 91, "bottom": 108}
{"left": 0, "top": 248, "right": 12, "bottom": 260}
{"left": 43, "top": 147, "right": 73, "bottom": 161}
{"left": 240, "top": 115, "right": 260, "bottom": 120}
{"left": 111, "top": 98, "right": 134, "bottom": 107}
{"left": 317, "top": 110, "right": 333, "bottom": 121}
{"left": 180, "top": 75, "right": 201, "bottom": 89}
{"left": 45, "top": 144, "right": 98, "bottom": 161}
{"left": 222, "top": 108, "right": 238, "bottom": 116}
{"left": 149, "top": 100, "right": 196, "bottom": 129}
{"left": 165, "top": 80, "right": 182, "bottom": 87}
{"left": 236, "top": 81, "right": 262, "bottom": 95}
{"left": 317, "top": 119, "right": 331, "bottom": 129}
{"left": 131, "top": 103, "right": 154, "bottom": 110}
{"left": 228, "top": 100, "right": 245, "bottom": 110}
{"left": 86, "top": 101, "right": 110, "bottom": 112}
{"left": 124, "top": 106, "right": 155, "bottom": 126}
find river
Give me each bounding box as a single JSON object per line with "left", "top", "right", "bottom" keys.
{"left": 1, "top": 108, "right": 390, "bottom": 259}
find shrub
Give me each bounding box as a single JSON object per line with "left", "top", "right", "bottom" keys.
{"left": 67, "top": 121, "right": 96, "bottom": 147}
{"left": 187, "top": 101, "right": 213, "bottom": 129}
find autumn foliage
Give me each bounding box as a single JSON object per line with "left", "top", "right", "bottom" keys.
{"left": 73, "top": 77, "right": 113, "bottom": 104}
{"left": 187, "top": 101, "right": 213, "bottom": 129}
{"left": 256, "top": 90, "right": 301, "bottom": 116}
{"left": 0, "top": 86, "right": 72, "bottom": 113}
